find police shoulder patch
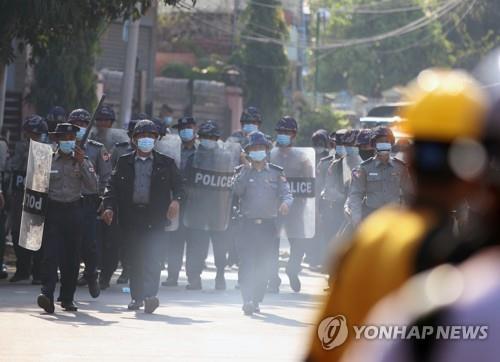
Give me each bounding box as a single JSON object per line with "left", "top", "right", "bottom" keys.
{"left": 88, "top": 139, "right": 103, "bottom": 148}
{"left": 352, "top": 167, "right": 362, "bottom": 179}
{"left": 268, "top": 163, "right": 284, "bottom": 172}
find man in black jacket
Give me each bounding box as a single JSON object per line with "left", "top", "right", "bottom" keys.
{"left": 101, "top": 120, "right": 183, "bottom": 314}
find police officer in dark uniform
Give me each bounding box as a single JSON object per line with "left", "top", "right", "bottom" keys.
{"left": 233, "top": 131, "right": 293, "bottom": 315}
{"left": 184, "top": 121, "right": 234, "bottom": 290}
{"left": 8, "top": 115, "right": 48, "bottom": 283}
{"left": 99, "top": 118, "right": 139, "bottom": 288}
{"left": 348, "top": 126, "right": 413, "bottom": 226}
{"left": 46, "top": 106, "right": 66, "bottom": 132}
{"left": 102, "top": 120, "right": 183, "bottom": 313}
{"left": 162, "top": 116, "right": 198, "bottom": 287}
{"left": 37, "top": 123, "right": 98, "bottom": 313}
{"left": 67, "top": 109, "right": 111, "bottom": 298}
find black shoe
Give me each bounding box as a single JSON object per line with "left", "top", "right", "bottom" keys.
{"left": 61, "top": 301, "right": 78, "bottom": 312}
{"left": 116, "top": 273, "right": 129, "bottom": 285}
{"left": 56, "top": 296, "right": 62, "bottom": 302}
{"left": 77, "top": 275, "right": 88, "bottom": 286}
{"left": 215, "top": 276, "right": 226, "bottom": 290}
{"left": 253, "top": 302, "right": 261, "bottom": 313}
{"left": 31, "top": 279, "right": 42, "bottom": 285}
{"left": 286, "top": 272, "right": 301, "bottom": 293}
{"left": 267, "top": 276, "right": 281, "bottom": 293}
{"left": 128, "top": 299, "right": 144, "bottom": 311}
{"left": 186, "top": 279, "right": 202, "bottom": 290}
{"left": 0, "top": 270, "right": 7, "bottom": 280}
{"left": 88, "top": 279, "right": 100, "bottom": 298}
{"left": 9, "top": 274, "right": 29, "bottom": 283}
{"left": 144, "top": 296, "right": 160, "bottom": 314}
{"left": 37, "top": 294, "right": 55, "bottom": 314}
{"left": 242, "top": 302, "right": 255, "bottom": 316}
{"left": 161, "top": 278, "right": 178, "bottom": 287}
{"left": 99, "top": 278, "right": 110, "bottom": 290}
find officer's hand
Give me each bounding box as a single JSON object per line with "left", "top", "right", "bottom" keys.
{"left": 167, "top": 200, "right": 180, "bottom": 220}
{"left": 74, "top": 146, "right": 85, "bottom": 164}
{"left": 0, "top": 193, "right": 5, "bottom": 209}
{"left": 102, "top": 209, "right": 114, "bottom": 225}
{"left": 279, "top": 202, "right": 289, "bottom": 216}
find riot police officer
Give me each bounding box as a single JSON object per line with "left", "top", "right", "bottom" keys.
{"left": 271, "top": 116, "right": 315, "bottom": 293}
{"left": 232, "top": 131, "right": 293, "bottom": 315}
{"left": 183, "top": 121, "right": 239, "bottom": 290}
{"left": 162, "top": 116, "right": 198, "bottom": 288}
{"left": 8, "top": 115, "right": 48, "bottom": 283}
{"left": 67, "top": 109, "right": 111, "bottom": 298}
{"left": 348, "top": 126, "right": 413, "bottom": 226}
{"left": 37, "top": 123, "right": 98, "bottom": 313}
{"left": 102, "top": 120, "right": 183, "bottom": 314}
{"left": 99, "top": 117, "right": 139, "bottom": 288}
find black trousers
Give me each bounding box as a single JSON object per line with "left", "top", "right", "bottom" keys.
{"left": 125, "top": 226, "right": 163, "bottom": 302}
{"left": 237, "top": 219, "right": 277, "bottom": 303}
{"left": 41, "top": 200, "right": 83, "bottom": 303}
{"left": 186, "top": 229, "right": 231, "bottom": 280}
{"left": 99, "top": 218, "right": 128, "bottom": 283}
{"left": 80, "top": 194, "right": 99, "bottom": 281}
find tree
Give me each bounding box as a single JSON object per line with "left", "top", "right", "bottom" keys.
{"left": 310, "top": 0, "right": 454, "bottom": 97}
{"left": 234, "top": 0, "right": 290, "bottom": 131}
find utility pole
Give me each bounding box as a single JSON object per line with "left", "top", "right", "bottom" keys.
{"left": 119, "top": 12, "right": 141, "bottom": 128}
{"left": 313, "top": 10, "right": 320, "bottom": 108}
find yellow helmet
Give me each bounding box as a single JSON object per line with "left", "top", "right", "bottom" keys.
{"left": 400, "top": 68, "right": 488, "bottom": 142}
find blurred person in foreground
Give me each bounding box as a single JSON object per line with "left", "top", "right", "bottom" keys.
{"left": 306, "top": 68, "right": 488, "bottom": 362}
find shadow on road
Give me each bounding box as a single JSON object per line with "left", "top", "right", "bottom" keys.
{"left": 32, "top": 311, "right": 119, "bottom": 326}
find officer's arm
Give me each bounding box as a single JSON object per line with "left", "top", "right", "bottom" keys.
{"left": 97, "top": 147, "right": 112, "bottom": 195}
{"left": 102, "top": 159, "right": 121, "bottom": 212}
{"left": 169, "top": 159, "right": 184, "bottom": 201}
{"left": 349, "top": 167, "right": 366, "bottom": 225}
{"left": 232, "top": 166, "right": 249, "bottom": 197}
{"left": 80, "top": 158, "right": 98, "bottom": 194}
{"left": 278, "top": 172, "right": 294, "bottom": 207}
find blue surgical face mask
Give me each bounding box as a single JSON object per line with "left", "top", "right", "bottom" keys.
{"left": 200, "top": 139, "right": 217, "bottom": 149}
{"left": 243, "top": 123, "right": 258, "bottom": 134}
{"left": 376, "top": 142, "right": 392, "bottom": 153}
{"left": 164, "top": 116, "right": 173, "bottom": 126}
{"left": 179, "top": 128, "right": 194, "bottom": 142}
{"left": 336, "top": 145, "right": 346, "bottom": 156}
{"left": 249, "top": 150, "right": 267, "bottom": 162}
{"left": 137, "top": 137, "right": 155, "bottom": 153}
{"left": 59, "top": 140, "right": 76, "bottom": 154}
{"left": 276, "top": 134, "right": 291, "bottom": 147}
{"left": 76, "top": 127, "right": 87, "bottom": 141}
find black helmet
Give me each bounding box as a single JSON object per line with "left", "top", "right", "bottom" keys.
{"left": 46, "top": 106, "right": 66, "bottom": 124}
{"left": 95, "top": 104, "right": 116, "bottom": 122}
{"left": 173, "top": 116, "right": 196, "bottom": 129}
{"left": 240, "top": 106, "right": 262, "bottom": 123}
{"left": 311, "top": 129, "right": 329, "bottom": 147}
{"left": 275, "top": 116, "right": 298, "bottom": 132}
{"left": 198, "top": 120, "right": 222, "bottom": 138}
{"left": 371, "top": 126, "right": 395, "bottom": 146}
{"left": 132, "top": 120, "right": 159, "bottom": 137}
{"left": 245, "top": 131, "right": 270, "bottom": 150}
{"left": 23, "top": 115, "right": 48, "bottom": 135}
{"left": 68, "top": 108, "right": 91, "bottom": 125}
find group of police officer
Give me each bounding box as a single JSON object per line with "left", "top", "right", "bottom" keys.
{"left": 0, "top": 99, "right": 412, "bottom": 316}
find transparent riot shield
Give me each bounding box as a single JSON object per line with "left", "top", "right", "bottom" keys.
{"left": 183, "top": 141, "right": 241, "bottom": 231}
{"left": 91, "top": 128, "right": 129, "bottom": 151}
{"left": 19, "top": 140, "right": 53, "bottom": 251}
{"left": 155, "top": 134, "right": 181, "bottom": 231}
{"left": 271, "top": 147, "right": 316, "bottom": 239}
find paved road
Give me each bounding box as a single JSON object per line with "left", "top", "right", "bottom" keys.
{"left": 0, "top": 261, "right": 326, "bottom": 361}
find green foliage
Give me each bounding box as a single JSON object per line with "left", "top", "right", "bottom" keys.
{"left": 295, "top": 105, "right": 350, "bottom": 146}
{"left": 234, "top": 0, "right": 290, "bottom": 126}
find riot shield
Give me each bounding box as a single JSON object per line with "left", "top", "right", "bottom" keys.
{"left": 155, "top": 134, "right": 181, "bottom": 231}
{"left": 19, "top": 140, "right": 53, "bottom": 251}
{"left": 91, "top": 128, "right": 129, "bottom": 151}
{"left": 183, "top": 141, "right": 240, "bottom": 231}
{"left": 271, "top": 147, "right": 316, "bottom": 239}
